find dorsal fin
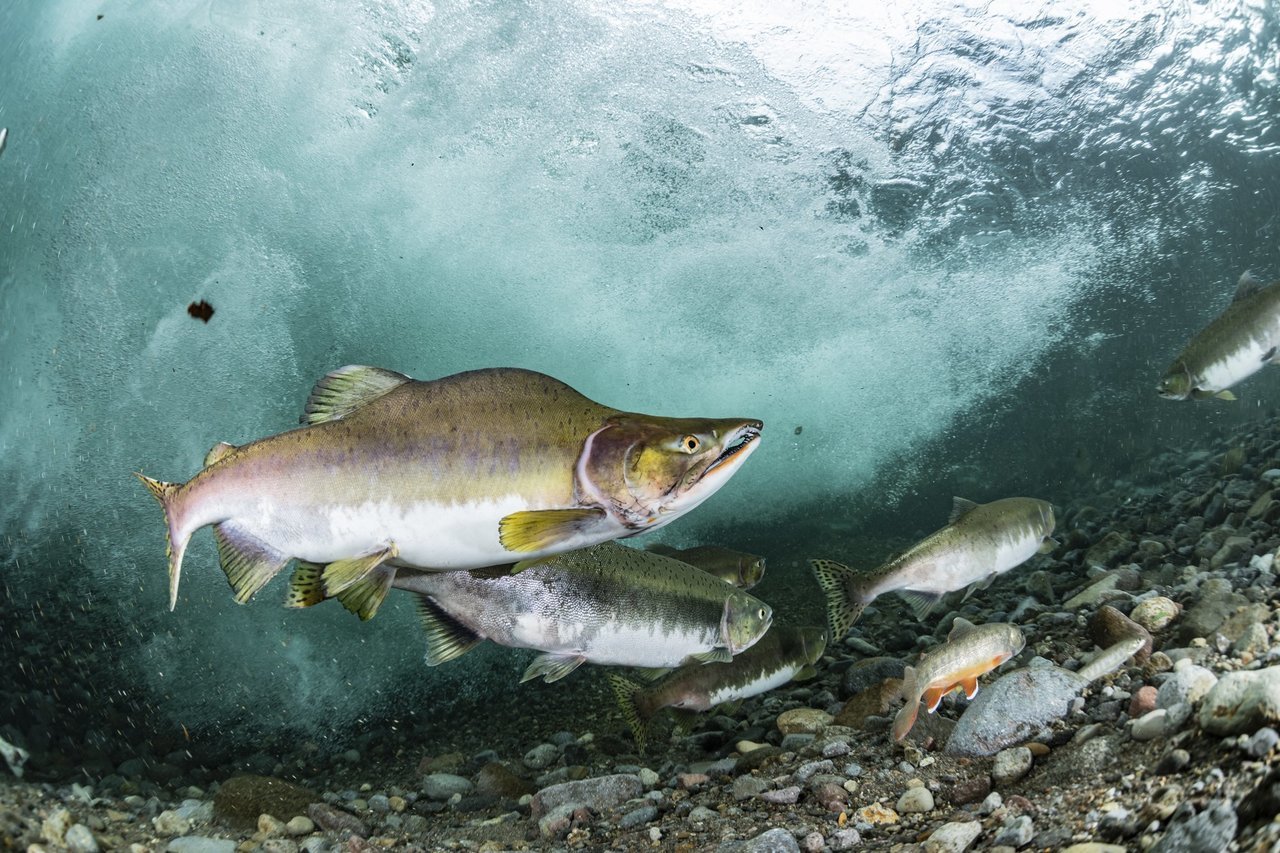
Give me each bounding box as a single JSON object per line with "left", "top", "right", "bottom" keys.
{"left": 301, "top": 365, "right": 412, "bottom": 425}
{"left": 948, "top": 497, "right": 980, "bottom": 524}
{"left": 1233, "top": 270, "right": 1264, "bottom": 303}
{"left": 203, "top": 441, "right": 238, "bottom": 468}
{"left": 947, "top": 616, "right": 977, "bottom": 641}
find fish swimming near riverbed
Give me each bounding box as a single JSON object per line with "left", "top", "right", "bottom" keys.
{"left": 137, "top": 366, "right": 762, "bottom": 610}
{"left": 811, "top": 496, "right": 1056, "bottom": 639}
{"left": 608, "top": 625, "right": 826, "bottom": 749}
{"left": 893, "top": 618, "right": 1025, "bottom": 741}
{"left": 645, "top": 543, "right": 766, "bottom": 589}
{"left": 287, "top": 541, "right": 774, "bottom": 683}
{"left": 1157, "top": 271, "right": 1280, "bottom": 401}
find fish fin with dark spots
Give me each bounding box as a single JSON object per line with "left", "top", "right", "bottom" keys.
{"left": 521, "top": 652, "right": 587, "bottom": 683}
{"left": 809, "top": 559, "right": 867, "bottom": 640}
{"left": 498, "top": 508, "right": 607, "bottom": 553}
{"left": 900, "top": 589, "right": 944, "bottom": 621}
{"left": 1038, "top": 537, "right": 1060, "bottom": 555}
{"left": 203, "top": 441, "right": 237, "bottom": 468}
{"left": 948, "top": 616, "right": 978, "bottom": 641}
{"left": 301, "top": 365, "right": 411, "bottom": 425}
{"left": 285, "top": 561, "right": 326, "bottom": 609}
{"left": 688, "top": 648, "right": 732, "bottom": 664}
{"left": 213, "top": 522, "right": 292, "bottom": 604}
{"left": 715, "top": 700, "right": 744, "bottom": 716}
{"left": 322, "top": 544, "right": 398, "bottom": 595}
{"left": 335, "top": 567, "right": 396, "bottom": 620}
{"left": 670, "top": 709, "right": 699, "bottom": 736}
{"left": 948, "top": 497, "right": 980, "bottom": 524}
{"left": 959, "top": 676, "right": 980, "bottom": 700}
{"left": 135, "top": 473, "right": 187, "bottom": 611}
{"left": 607, "top": 674, "right": 650, "bottom": 752}
{"left": 415, "top": 595, "right": 482, "bottom": 666}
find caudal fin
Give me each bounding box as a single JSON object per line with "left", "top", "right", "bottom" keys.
{"left": 809, "top": 559, "right": 868, "bottom": 640}
{"left": 608, "top": 674, "right": 651, "bottom": 752}
{"left": 135, "top": 473, "right": 186, "bottom": 611}
{"left": 892, "top": 665, "right": 921, "bottom": 741}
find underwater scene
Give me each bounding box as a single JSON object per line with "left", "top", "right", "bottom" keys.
{"left": 2, "top": 0, "right": 1280, "bottom": 851}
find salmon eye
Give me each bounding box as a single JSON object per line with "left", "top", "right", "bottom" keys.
{"left": 758, "top": 607, "right": 767, "bottom": 620}
{"left": 682, "top": 435, "right": 700, "bottom": 453}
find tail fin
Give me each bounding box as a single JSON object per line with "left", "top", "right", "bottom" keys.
{"left": 135, "top": 473, "right": 186, "bottom": 611}
{"left": 892, "top": 665, "right": 920, "bottom": 741}
{"left": 809, "top": 559, "right": 868, "bottom": 640}
{"left": 608, "top": 674, "right": 651, "bottom": 753}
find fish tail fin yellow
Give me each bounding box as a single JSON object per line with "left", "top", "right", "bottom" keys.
{"left": 135, "top": 473, "right": 187, "bottom": 612}
{"left": 809, "top": 559, "right": 868, "bottom": 639}
{"left": 608, "top": 674, "right": 650, "bottom": 752}
{"left": 892, "top": 665, "right": 920, "bottom": 741}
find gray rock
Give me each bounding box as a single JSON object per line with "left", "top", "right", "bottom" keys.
{"left": 166, "top": 840, "right": 237, "bottom": 853}
{"left": 422, "top": 773, "right": 473, "bottom": 801}
{"left": 947, "top": 667, "right": 1087, "bottom": 756}
{"left": 530, "top": 773, "right": 643, "bottom": 820}
{"left": 618, "top": 805, "right": 658, "bottom": 828}
{"left": 925, "top": 821, "right": 983, "bottom": 853}
{"left": 740, "top": 828, "right": 801, "bottom": 852}
{"left": 733, "top": 775, "right": 771, "bottom": 800}
{"left": 1178, "top": 578, "right": 1247, "bottom": 642}
{"left": 1234, "top": 622, "right": 1269, "bottom": 655}
{"left": 1245, "top": 727, "right": 1279, "bottom": 758}
{"left": 1156, "top": 662, "right": 1218, "bottom": 709}
{"left": 689, "top": 805, "right": 718, "bottom": 821}
{"left": 1155, "top": 748, "right": 1191, "bottom": 774}
{"left": 64, "top": 824, "right": 99, "bottom": 853}
{"left": 153, "top": 811, "right": 192, "bottom": 835}
{"left": 1085, "top": 532, "right": 1133, "bottom": 569}
{"left": 841, "top": 657, "right": 907, "bottom": 698}
{"left": 537, "top": 802, "right": 581, "bottom": 840}
{"left": 760, "top": 786, "right": 801, "bottom": 805}
{"left": 523, "top": 743, "right": 559, "bottom": 770}
{"left": 1151, "top": 800, "right": 1237, "bottom": 852}
{"left": 1198, "top": 665, "right": 1280, "bottom": 735}
{"left": 993, "top": 814, "right": 1034, "bottom": 847}
{"left": 828, "top": 828, "right": 862, "bottom": 850}
{"left": 991, "top": 747, "right": 1033, "bottom": 785}
{"left": 795, "top": 760, "right": 834, "bottom": 782}
{"left": 1131, "top": 709, "right": 1169, "bottom": 741}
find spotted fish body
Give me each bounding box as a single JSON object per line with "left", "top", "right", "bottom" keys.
{"left": 299, "top": 542, "right": 774, "bottom": 683}
{"left": 608, "top": 625, "right": 825, "bottom": 749}
{"left": 1158, "top": 273, "right": 1280, "bottom": 401}
{"left": 893, "top": 618, "right": 1024, "bottom": 741}
{"left": 811, "top": 497, "right": 1055, "bottom": 639}
{"left": 137, "top": 366, "right": 762, "bottom": 610}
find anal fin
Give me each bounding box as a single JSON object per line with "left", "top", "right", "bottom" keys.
{"left": 322, "top": 544, "right": 398, "bottom": 595}
{"left": 213, "top": 523, "right": 292, "bottom": 604}
{"left": 415, "top": 595, "right": 482, "bottom": 666}
{"left": 959, "top": 676, "right": 980, "bottom": 700}
{"left": 285, "top": 561, "right": 326, "bottom": 609}
{"left": 499, "top": 508, "right": 607, "bottom": 553}
{"left": 520, "top": 652, "right": 587, "bottom": 683}
{"left": 335, "top": 567, "right": 396, "bottom": 621}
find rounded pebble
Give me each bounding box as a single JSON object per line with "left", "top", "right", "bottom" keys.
{"left": 896, "top": 786, "right": 935, "bottom": 813}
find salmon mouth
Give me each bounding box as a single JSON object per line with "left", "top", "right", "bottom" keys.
{"left": 703, "top": 422, "right": 762, "bottom": 478}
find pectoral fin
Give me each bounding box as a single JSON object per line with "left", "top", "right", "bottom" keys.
{"left": 792, "top": 664, "right": 818, "bottom": 682}
{"left": 521, "top": 652, "right": 587, "bottom": 683}
{"left": 688, "top": 648, "right": 733, "bottom": 664}
{"left": 415, "top": 595, "right": 482, "bottom": 666}
{"left": 1216, "top": 390, "right": 1237, "bottom": 401}
{"left": 1038, "top": 537, "right": 1060, "bottom": 555}
{"left": 322, "top": 544, "right": 398, "bottom": 595}
{"left": 921, "top": 686, "right": 948, "bottom": 713}
{"left": 213, "top": 522, "right": 292, "bottom": 604}
{"left": 498, "top": 508, "right": 606, "bottom": 553}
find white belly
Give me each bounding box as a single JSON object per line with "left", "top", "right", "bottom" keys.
{"left": 707, "top": 665, "right": 797, "bottom": 706}
{"left": 510, "top": 615, "right": 715, "bottom": 668}
{"left": 1200, "top": 337, "right": 1273, "bottom": 391}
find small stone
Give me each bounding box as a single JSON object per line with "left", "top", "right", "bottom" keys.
{"left": 618, "top": 805, "right": 658, "bottom": 828}
{"left": 1131, "top": 709, "right": 1168, "bottom": 741}
{"left": 678, "top": 772, "right": 710, "bottom": 788}
{"left": 689, "top": 805, "right": 718, "bottom": 821}
{"left": 63, "top": 825, "right": 99, "bottom": 853}
{"left": 734, "top": 775, "right": 771, "bottom": 801}
{"left": 1155, "top": 748, "right": 1191, "bottom": 775}
{"left": 530, "top": 774, "right": 643, "bottom": 820}
{"left": 523, "top": 743, "right": 558, "bottom": 770}
{"left": 993, "top": 814, "right": 1034, "bottom": 847}
{"left": 1128, "top": 686, "right": 1158, "bottom": 717}
{"left": 42, "top": 808, "right": 72, "bottom": 845}
{"left": 1130, "top": 597, "right": 1181, "bottom": 632}
{"left": 803, "top": 831, "right": 825, "bottom": 853}
{"left": 284, "top": 816, "right": 314, "bottom": 836}
{"left": 841, "top": 656, "right": 908, "bottom": 698}
{"left": 777, "top": 708, "right": 833, "bottom": 734}
{"left": 1244, "top": 726, "right": 1279, "bottom": 758}
{"left": 761, "top": 786, "right": 801, "bottom": 805}
{"left": 165, "top": 839, "right": 237, "bottom": 853}
{"left": 306, "top": 803, "right": 367, "bottom": 837}
{"left": 1064, "top": 574, "right": 1121, "bottom": 608}
{"left": 422, "top": 773, "right": 473, "bottom": 801}
{"left": 1151, "top": 799, "right": 1236, "bottom": 853}
{"left": 1198, "top": 665, "right": 1280, "bottom": 735}
{"left": 896, "top": 786, "right": 934, "bottom": 813}
{"left": 925, "top": 820, "right": 983, "bottom": 853}
{"left": 795, "top": 760, "right": 835, "bottom": 782}
{"left": 1090, "top": 606, "right": 1153, "bottom": 664}
{"left": 1234, "top": 622, "right": 1270, "bottom": 656}
{"left": 829, "top": 828, "right": 862, "bottom": 850}
{"left": 992, "top": 746, "right": 1033, "bottom": 784}
{"left": 947, "top": 775, "right": 991, "bottom": 806}
{"left": 854, "top": 802, "right": 898, "bottom": 825}
{"left": 1084, "top": 532, "right": 1133, "bottom": 569}
{"left": 257, "top": 813, "right": 285, "bottom": 836}
{"left": 1156, "top": 662, "right": 1218, "bottom": 710}
{"left": 153, "top": 810, "right": 192, "bottom": 835}
{"left": 740, "top": 827, "right": 801, "bottom": 852}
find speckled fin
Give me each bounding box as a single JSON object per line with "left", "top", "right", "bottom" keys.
{"left": 213, "top": 522, "right": 292, "bottom": 604}
{"left": 415, "top": 595, "right": 482, "bottom": 666}
{"left": 498, "top": 508, "right": 606, "bottom": 553}
{"left": 321, "top": 545, "right": 398, "bottom": 595}
{"left": 607, "top": 674, "right": 649, "bottom": 752}
{"left": 285, "top": 561, "right": 326, "bottom": 609}
{"left": 900, "top": 589, "right": 944, "bottom": 621}
{"left": 203, "top": 441, "right": 237, "bottom": 468}
{"left": 948, "top": 497, "right": 980, "bottom": 524}
{"left": 335, "top": 568, "right": 396, "bottom": 621}
{"left": 520, "top": 652, "right": 586, "bottom": 683}
{"left": 301, "top": 365, "right": 411, "bottom": 425}
{"left": 809, "top": 559, "right": 866, "bottom": 640}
